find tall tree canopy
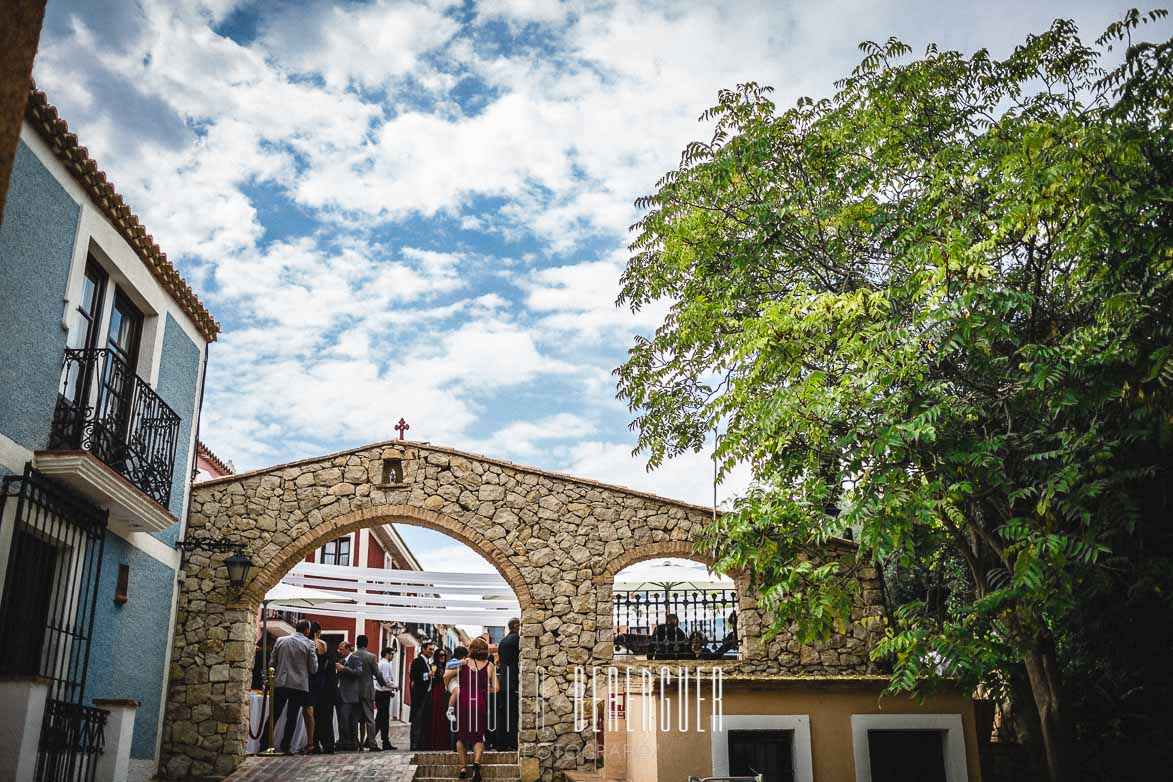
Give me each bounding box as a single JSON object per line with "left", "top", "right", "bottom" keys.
{"left": 616, "top": 12, "right": 1172, "bottom": 782}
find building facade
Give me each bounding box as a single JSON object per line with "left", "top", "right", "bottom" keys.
{"left": 0, "top": 86, "right": 217, "bottom": 782}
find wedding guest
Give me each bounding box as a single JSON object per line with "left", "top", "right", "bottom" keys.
{"left": 426, "top": 648, "right": 452, "bottom": 750}
{"left": 496, "top": 618, "right": 520, "bottom": 750}
{"left": 444, "top": 646, "right": 468, "bottom": 749}
{"left": 338, "top": 634, "right": 388, "bottom": 751}
{"left": 375, "top": 646, "right": 396, "bottom": 751}
{"left": 299, "top": 622, "right": 325, "bottom": 753}
{"left": 335, "top": 641, "right": 358, "bottom": 750}
{"left": 649, "top": 613, "right": 688, "bottom": 660}
{"left": 409, "top": 640, "right": 436, "bottom": 750}
{"left": 455, "top": 638, "right": 498, "bottom": 781}
{"left": 310, "top": 623, "right": 337, "bottom": 754}
{"left": 270, "top": 619, "right": 318, "bottom": 754}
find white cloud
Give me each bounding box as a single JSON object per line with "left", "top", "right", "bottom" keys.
{"left": 465, "top": 412, "right": 594, "bottom": 461}
{"left": 518, "top": 253, "right": 669, "bottom": 341}
{"left": 475, "top": 0, "right": 575, "bottom": 26}
{"left": 259, "top": 0, "right": 460, "bottom": 91}
{"left": 404, "top": 539, "right": 500, "bottom": 574}
{"left": 563, "top": 441, "right": 753, "bottom": 510}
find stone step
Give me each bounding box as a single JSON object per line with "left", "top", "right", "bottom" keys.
{"left": 415, "top": 773, "right": 520, "bottom": 778}
{"left": 411, "top": 752, "right": 518, "bottom": 764}
{"left": 414, "top": 775, "right": 521, "bottom": 780}
{"left": 413, "top": 764, "right": 519, "bottom": 779}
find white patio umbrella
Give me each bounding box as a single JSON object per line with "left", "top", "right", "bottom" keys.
{"left": 258, "top": 583, "right": 353, "bottom": 754}
{"left": 613, "top": 560, "right": 734, "bottom": 592}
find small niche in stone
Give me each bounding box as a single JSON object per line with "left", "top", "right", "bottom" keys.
{"left": 382, "top": 457, "right": 404, "bottom": 485}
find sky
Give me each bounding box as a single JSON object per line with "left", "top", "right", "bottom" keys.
{"left": 33, "top": 0, "right": 1166, "bottom": 570}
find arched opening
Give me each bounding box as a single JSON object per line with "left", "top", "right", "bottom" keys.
{"left": 609, "top": 557, "right": 740, "bottom": 661}
{"left": 238, "top": 509, "right": 525, "bottom": 756}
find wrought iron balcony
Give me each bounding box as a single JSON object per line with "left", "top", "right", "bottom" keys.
{"left": 48, "top": 348, "right": 181, "bottom": 508}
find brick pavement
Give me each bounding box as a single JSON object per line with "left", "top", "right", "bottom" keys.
{"left": 225, "top": 723, "right": 416, "bottom": 782}
{"left": 224, "top": 751, "right": 416, "bottom": 782}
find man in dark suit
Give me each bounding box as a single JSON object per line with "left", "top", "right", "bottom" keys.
{"left": 338, "top": 634, "right": 389, "bottom": 751}
{"left": 649, "top": 613, "right": 689, "bottom": 660}
{"left": 408, "top": 640, "right": 436, "bottom": 751}
{"left": 496, "top": 618, "right": 521, "bottom": 750}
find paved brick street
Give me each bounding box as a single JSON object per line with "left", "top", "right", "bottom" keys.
{"left": 226, "top": 724, "right": 416, "bottom": 782}
{"left": 224, "top": 750, "right": 416, "bottom": 782}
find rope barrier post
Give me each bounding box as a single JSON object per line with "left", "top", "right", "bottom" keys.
{"left": 260, "top": 667, "right": 281, "bottom": 756}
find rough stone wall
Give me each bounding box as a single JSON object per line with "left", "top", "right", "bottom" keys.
{"left": 160, "top": 442, "right": 884, "bottom": 781}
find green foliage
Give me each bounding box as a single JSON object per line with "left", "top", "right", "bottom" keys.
{"left": 616, "top": 6, "right": 1173, "bottom": 722}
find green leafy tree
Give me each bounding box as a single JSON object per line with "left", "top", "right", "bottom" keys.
{"left": 615, "top": 12, "right": 1172, "bottom": 782}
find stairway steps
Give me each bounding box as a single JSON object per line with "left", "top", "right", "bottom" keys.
{"left": 411, "top": 752, "right": 517, "bottom": 764}
{"left": 414, "top": 775, "right": 521, "bottom": 780}
{"left": 414, "top": 775, "right": 521, "bottom": 779}
{"left": 414, "top": 765, "right": 519, "bottom": 778}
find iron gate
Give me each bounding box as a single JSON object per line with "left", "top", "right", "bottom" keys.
{"left": 613, "top": 589, "right": 739, "bottom": 659}
{"left": 0, "top": 466, "right": 108, "bottom": 782}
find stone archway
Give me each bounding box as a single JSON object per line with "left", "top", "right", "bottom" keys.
{"left": 243, "top": 504, "right": 536, "bottom": 612}
{"left": 159, "top": 441, "right": 882, "bottom": 781}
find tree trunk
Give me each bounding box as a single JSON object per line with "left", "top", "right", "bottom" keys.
{"left": 1023, "top": 634, "right": 1072, "bottom": 782}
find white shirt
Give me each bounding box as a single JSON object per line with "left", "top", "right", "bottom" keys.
{"left": 375, "top": 658, "right": 395, "bottom": 692}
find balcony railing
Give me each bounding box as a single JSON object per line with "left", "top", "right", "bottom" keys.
{"left": 35, "top": 700, "right": 107, "bottom": 782}
{"left": 613, "top": 589, "right": 739, "bottom": 659}
{"left": 49, "top": 348, "right": 181, "bottom": 508}
{"left": 266, "top": 607, "right": 305, "bottom": 626}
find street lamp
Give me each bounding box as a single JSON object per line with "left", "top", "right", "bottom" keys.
{"left": 224, "top": 550, "right": 253, "bottom": 588}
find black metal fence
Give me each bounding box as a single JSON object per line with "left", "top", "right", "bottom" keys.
{"left": 50, "top": 347, "right": 181, "bottom": 507}
{"left": 0, "top": 467, "right": 108, "bottom": 782}
{"left": 613, "top": 589, "right": 739, "bottom": 659}
{"left": 33, "top": 701, "right": 107, "bottom": 782}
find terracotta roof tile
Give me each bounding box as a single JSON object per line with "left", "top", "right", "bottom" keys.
{"left": 196, "top": 440, "right": 234, "bottom": 476}
{"left": 25, "top": 82, "right": 220, "bottom": 342}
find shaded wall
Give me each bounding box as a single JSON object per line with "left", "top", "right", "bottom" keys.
{"left": 154, "top": 312, "right": 203, "bottom": 527}
{"left": 87, "top": 532, "right": 176, "bottom": 759}
{"left": 0, "top": 139, "right": 79, "bottom": 451}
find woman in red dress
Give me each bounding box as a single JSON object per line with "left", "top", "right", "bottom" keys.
{"left": 454, "top": 638, "right": 497, "bottom": 781}
{"left": 426, "top": 648, "right": 451, "bottom": 750}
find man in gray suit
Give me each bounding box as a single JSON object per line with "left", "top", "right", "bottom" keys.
{"left": 270, "top": 619, "right": 318, "bottom": 753}
{"left": 335, "top": 641, "right": 357, "bottom": 750}
{"left": 337, "top": 634, "right": 389, "bottom": 751}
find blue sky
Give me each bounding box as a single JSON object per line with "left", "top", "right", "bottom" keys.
{"left": 32, "top": 1, "right": 1166, "bottom": 572}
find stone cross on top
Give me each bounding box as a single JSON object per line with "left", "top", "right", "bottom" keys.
{"left": 395, "top": 418, "right": 410, "bottom": 440}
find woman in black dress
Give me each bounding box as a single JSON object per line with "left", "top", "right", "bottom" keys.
{"left": 309, "top": 622, "right": 337, "bottom": 754}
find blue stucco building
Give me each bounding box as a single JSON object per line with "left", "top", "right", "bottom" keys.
{"left": 0, "top": 86, "right": 218, "bottom": 782}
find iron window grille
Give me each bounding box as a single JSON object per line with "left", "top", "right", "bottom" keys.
{"left": 49, "top": 347, "right": 181, "bottom": 507}
{"left": 0, "top": 467, "right": 108, "bottom": 782}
